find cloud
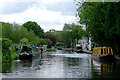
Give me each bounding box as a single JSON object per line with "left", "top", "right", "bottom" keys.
{"left": 0, "top": 1, "right": 36, "bottom": 14}
{"left": 0, "top": 0, "right": 77, "bottom": 32}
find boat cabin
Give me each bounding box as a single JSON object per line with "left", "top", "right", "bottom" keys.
{"left": 92, "top": 47, "right": 114, "bottom": 58}
{"left": 19, "top": 46, "right": 32, "bottom": 60}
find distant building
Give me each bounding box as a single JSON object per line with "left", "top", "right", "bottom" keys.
{"left": 78, "top": 37, "right": 92, "bottom": 50}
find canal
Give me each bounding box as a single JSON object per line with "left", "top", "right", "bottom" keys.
{"left": 1, "top": 50, "right": 120, "bottom": 79}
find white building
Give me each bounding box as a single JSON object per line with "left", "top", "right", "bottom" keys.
{"left": 78, "top": 37, "right": 91, "bottom": 50}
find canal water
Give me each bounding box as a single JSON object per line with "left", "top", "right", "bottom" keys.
{"left": 1, "top": 50, "right": 120, "bottom": 79}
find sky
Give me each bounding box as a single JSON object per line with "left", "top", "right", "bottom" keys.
{"left": 0, "top": 0, "right": 78, "bottom": 32}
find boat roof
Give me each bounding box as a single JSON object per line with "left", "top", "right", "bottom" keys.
{"left": 94, "top": 47, "right": 112, "bottom": 49}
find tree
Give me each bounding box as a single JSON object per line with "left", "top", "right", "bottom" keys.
{"left": 0, "top": 22, "right": 2, "bottom": 38}
{"left": 2, "top": 22, "right": 21, "bottom": 43}
{"left": 20, "top": 38, "right": 29, "bottom": 45}
{"left": 2, "top": 22, "right": 13, "bottom": 39}
{"left": 45, "top": 34, "right": 56, "bottom": 46}
{"left": 71, "top": 25, "right": 84, "bottom": 41}
{"left": 56, "top": 31, "right": 72, "bottom": 47}
{"left": 2, "top": 38, "right": 12, "bottom": 62}
{"left": 76, "top": 2, "right": 120, "bottom": 54}
{"left": 56, "top": 23, "right": 85, "bottom": 47}
{"left": 45, "top": 29, "right": 56, "bottom": 37}
{"left": 39, "top": 38, "right": 52, "bottom": 48}
{"left": 63, "top": 23, "right": 76, "bottom": 31}
{"left": 23, "top": 21, "right": 44, "bottom": 38}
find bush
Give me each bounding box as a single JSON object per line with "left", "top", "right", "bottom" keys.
{"left": 45, "top": 34, "right": 56, "bottom": 46}
{"left": 2, "top": 38, "right": 12, "bottom": 55}
{"left": 20, "top": 38, "right": 29, "bottom": 45}
{"left": 2, "top": 38, "right": 18, "bottom": 63}
{"left": 39, "top": 38, "right": 52, "bottom": 48}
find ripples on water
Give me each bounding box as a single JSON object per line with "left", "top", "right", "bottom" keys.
{"left": 2, "top": 50, "right": 120, "bottom": 78}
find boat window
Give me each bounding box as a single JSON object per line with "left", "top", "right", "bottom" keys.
{"left": 20, "top": 46, "right": 30, "bottom": 53}
{"left": 101, "top": 49, "right": 103, "bottom": 55}
{"left": 109, "top": 48, "right": 112, "bottom": 54}
{"left": 97, "top": 50, "right": 99, "bottom": 54}
{"left": 107, "top": 48, "right": 108, "bottom": 54}
{"left": 104, "top": 49, "right": 106, "bottom": 54}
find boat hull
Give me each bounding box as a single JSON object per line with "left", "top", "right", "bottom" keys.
{"left": 100, "top": 54, "right": 116, "bottom": 63}
{"left": 19, "top": 54, "right": 32, "bottom": 60}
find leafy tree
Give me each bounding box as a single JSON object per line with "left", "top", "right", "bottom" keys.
{"left": 20, "top": 38, "right": 29, "bottom": 45}
{"left": 45, "top": 34, "right": 56, "bottom": 46}
{"left": 1, "top": 22, "right": 41, "bottom": 46}
{"left": 63, "top": 23, "right": 76, "bottom": 31}
{"left": 55, "top": 23, "right": 85, "bottom": 47}
{"left": 76, "top": 2, "right": 120, "bottom": 54}
{"left": 39, "top": 38, "right": 52, "bottom": 48}
{"left": 12, "top": 29, "right": 21, "bottom": 43}
{"left": 2, "top": 22, "right": 13, "bottom": 39}
{"left": 45, "top": 29, "right": 56, "bottom": 37}
{"left": 27, "top": 31, "right": 40, "bottom": 46}
{"left": 0, "top": 22, "right": 2, "bottom": 38}
{"left": 2, "top": 38, "right": 12, "bottom": 62}
{"left": 23, "top": 21, "right": 44, "bottom": 38}
{"left": 56, "top": 31, "right": 72, "bottom": 47}
{"left": 71, "top": 25, "right": 85, "bottom": 41}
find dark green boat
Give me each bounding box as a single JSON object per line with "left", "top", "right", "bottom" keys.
{"left": 19, "top": 46, "right": 32, "bottom": 60}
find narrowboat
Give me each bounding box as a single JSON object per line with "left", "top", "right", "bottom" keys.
{"left": 19, "top": 46, "right": 33, "bottom": 60}
{"left": 92, "top": 47, "right": 116, "bottom": 62}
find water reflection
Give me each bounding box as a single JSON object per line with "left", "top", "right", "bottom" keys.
{"left": 21, "top": 60, "right": 32, "bottom": 67}
{"left": 66, "top": 58, "right": 82, "bottom": 66}
{"left": 2, "top": 50, "right": 120, "bottom": 78}
{"left": 63, "top": 56, "right": 92, "bottom": 78}
{"left": 91, "top": 58, "right": 120, "bottom": 78}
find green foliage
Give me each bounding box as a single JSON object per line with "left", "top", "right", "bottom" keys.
{"left": 47, "top": 48, "right": 56, "bottom": 50}
{"left": 1, "top": 21, "right": 42, "bottom": 62}
{"left": 2, "top": 38, "right": 19, "bottom": 63}
{"left": 2, "top": 38, "right": 12, "bottom": 63}
{"left": 71, "top": 25, "right": 85, "bottom": 41}
{"left": 45, "top": 29, "right": 56, "bottom": 37}
{"left": 11, "top": 51, "right": 19, "bottom": 60}
{"left": 2, "top": 22, "right": 13, "bottom": 39}
{"left": 39, "top": 38, "right": 52, "bottom": 48}
{"left": 20, "top": 38, "right": 29, "bottom": 45}
{"left": 23, "top": 21, "right": 44, "bottom": 38}
{"left": 63, "top": 23, "right": 75, "bottom": 31}
{"left": 56, "top": 23, "right": 85, "bottom": 47}
{"left": 0, "top": 22, "right": 2, "bottom": 38}
{"left": 2, "top": 38, "right": 12, "bottom": 55}
{"left": 76, "top": 2, "right": 120, "bottom": 54}
{"left": 1, "top": 22, "right": 41, "bottom": 46}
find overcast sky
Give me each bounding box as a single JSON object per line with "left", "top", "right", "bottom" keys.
{"left": 0, "top": 0, "right": 78, "bottom": 32}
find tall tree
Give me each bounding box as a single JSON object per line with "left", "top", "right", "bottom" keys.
{"left": 45, "top": 29, "right": 56, "bottom": 37}
{"left": 76, "top": 2, "right": 120, "bottom": 54}
{"left": 45, "top": 34, "right": 56, "bottom": 46}
{"left": 63, "top": 23, "right": 76, "bottom": 31}
{"left": 23, "top": 21, "right": 44, "bottom": 38}
{"left": 71, "top": 25, "right": 84, "bottom": 41}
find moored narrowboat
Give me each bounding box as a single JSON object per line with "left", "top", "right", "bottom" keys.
{"left": 19, "top": 46, "right": 32, "bottom": 60}
{"left": 92, "top": 47, "right": 116, "bottom": 62}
